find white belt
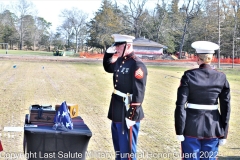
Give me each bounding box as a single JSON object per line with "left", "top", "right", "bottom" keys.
{"left": 113, "top": 89, "right": 132, "bottom": 98}
{"left": 113, "top": 89, "right": 132, "bottom": 110}
{"left": 187, "top": 103, "right": 218, "bottom": 110}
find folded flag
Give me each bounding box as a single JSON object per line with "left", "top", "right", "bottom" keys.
{"left": 53, "top": 101, "right": 73, "bottom": 131}
{"left": 0, "top": 140, "right": 3, "bottom": 151}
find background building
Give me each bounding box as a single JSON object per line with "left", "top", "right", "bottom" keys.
{"left": 133, "top": 37, "right": 167, "bottom": 59}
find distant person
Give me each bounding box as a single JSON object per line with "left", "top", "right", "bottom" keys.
{"left": 174, "top": 41, "right": 231, "bottom": 160}
{"left": 103, "top": 34, "right": 147, "bottom": 160}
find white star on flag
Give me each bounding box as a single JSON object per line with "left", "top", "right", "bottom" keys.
{"left": 62, "top": 111, "right": 67, "bottom": 117}
{"left": 66, "top": 122, "right": 70, "bottom": 127}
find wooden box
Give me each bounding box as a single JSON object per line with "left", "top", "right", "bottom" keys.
{"left": 55, "top": 104, "right": 79, "bottom": 118}
{"left": 29, "top": 104, "right": 56, "bottom": 125}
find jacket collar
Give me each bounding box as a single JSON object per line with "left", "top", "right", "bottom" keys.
{"left": 122, "top": 52, "right": 134, "bottom": 60}
{"left": 199, "top": 63, "right": 212, "bottom": 69}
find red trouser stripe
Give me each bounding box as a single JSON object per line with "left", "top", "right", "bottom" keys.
{"left": 129, "top": 127, "right": 132, "bottom": 160}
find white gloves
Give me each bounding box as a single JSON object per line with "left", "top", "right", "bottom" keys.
{"left": 176, "top": 135, "right": 185, "bottom": 141}
{"left": 219, "top": 139, "right": 226, "bottom": 146}
{"left": 106, "top": 46, "right": 116, "bottom": 54}
{"left": 125, "top": 118, "right": 136, "bottom": 129}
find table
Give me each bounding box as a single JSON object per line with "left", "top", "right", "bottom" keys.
{"left": 24, "top": 115, "right": 92, "bottom": 160}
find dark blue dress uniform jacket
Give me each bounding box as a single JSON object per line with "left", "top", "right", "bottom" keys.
{"left": 175, "top": 64, "right": 231, "bottom": 139}
{"left": 103, "top": 52, "right": 147, "bottom": 122}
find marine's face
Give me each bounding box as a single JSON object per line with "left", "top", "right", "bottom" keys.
{"left": 115, "top": 44, "right": 126, "bottom": 57}
{"left": 196, "top": 55, "right": 201, "bottom": 65}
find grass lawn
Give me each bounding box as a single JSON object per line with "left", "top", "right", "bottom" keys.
{"left": 0, "top": 49, "right": 53, "bottom": 56}
{"left": 0, "top": 59, "right": 239, "bottom": 160}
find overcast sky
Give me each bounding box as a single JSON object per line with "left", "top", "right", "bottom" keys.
{"left": 0, "top": 0, "right": 162, "bottom": 31}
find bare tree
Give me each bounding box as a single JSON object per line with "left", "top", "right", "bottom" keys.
{"left": 47, "top": 31, "right": 55, "bottom": 51}
{"left": 145, "top": 1, "right": 168, "bottom": 41}
{"left": 126, "top": 0, "right": 148, "bottom": 38}
{"left": 60, "top": 8, "right": 88, "bottom": 53}
{"left": 31, "top": 17, "right": 51, "bottom": 51}
{"left": 230, "top": 0, "right": 240, "bottom": 68}
{"left": 178, "top": 0, "right": 202, "bottom": 58}
{"left": 59, "top": 19, "right": 74, "bottom": 49}
{"left": 0, "top": 3, "right": 7, "bottom": 13}
{"left": 12, "top": 0, "right": 33, "bottom": 50}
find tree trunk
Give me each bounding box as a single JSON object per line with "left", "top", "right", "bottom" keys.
{"left": 33, "top": 41, "right": 36, "bottom": 51}
{"left": 75, "top": 33, "right": 78, "bottom": 54}
{"left": 179, "top": 20, "right": 188, "bottom": 59}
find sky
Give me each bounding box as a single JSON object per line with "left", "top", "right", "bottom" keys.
{"left": 0, "top": 0, "right": 161, "bottom": 31}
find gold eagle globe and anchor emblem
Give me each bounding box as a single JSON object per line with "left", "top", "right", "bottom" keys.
{"left": 72, "top": 108, "right": 76, "bottom": 116}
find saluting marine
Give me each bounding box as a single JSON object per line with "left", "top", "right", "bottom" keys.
{"left": 175, "top": 41, "right": 231, "bottom": 160}
{"left": 103, "top": 34, "right": 147, "bottom": 160}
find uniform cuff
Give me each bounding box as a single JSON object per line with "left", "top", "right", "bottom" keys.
{"left": 131, "top": 103, "right": 141, "bottom": 106}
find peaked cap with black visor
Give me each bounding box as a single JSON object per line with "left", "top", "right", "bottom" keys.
{"left": 111, "top": 34, "right": 135, "bottom": 57}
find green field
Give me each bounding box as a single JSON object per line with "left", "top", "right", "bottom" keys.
{"left": 0, "top": 49, "right": 53, "bottom": 56}
{"left": 0, "top": 58, "right": 239, "bottom": 160}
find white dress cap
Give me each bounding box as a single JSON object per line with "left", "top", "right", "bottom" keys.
{"left": 112, "top": 34, "right": 135, "bottom": 43}
{"left": 191, "top": 41, "right": 219, "bottom": 54}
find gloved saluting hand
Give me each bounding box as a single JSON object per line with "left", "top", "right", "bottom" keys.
{"left": 106, "top": 45, "right": 116, "bottom": 54}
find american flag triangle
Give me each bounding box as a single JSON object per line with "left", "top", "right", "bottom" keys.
{"left": 54, "top": 101, "right": 73, "bottom": 130}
